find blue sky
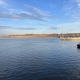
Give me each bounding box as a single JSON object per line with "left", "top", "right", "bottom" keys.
{"left": 0, "top": 0, "right": 80, "bottom": 35}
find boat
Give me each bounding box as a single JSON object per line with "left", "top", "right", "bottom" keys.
{"left": 61, "top": 37, "right": 80, "bottom": 40}
{"left": 77, "top": 43, "right": 80, "bottom": 48}
{"left": 60, "top": 23, "right": 80, "bottom": 40}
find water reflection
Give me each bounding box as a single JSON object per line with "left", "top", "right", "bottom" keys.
{"left": 77, "top": 47, "right": 80, "bottom": 50}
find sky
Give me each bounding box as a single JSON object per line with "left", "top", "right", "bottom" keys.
{"left": 0, "top": 0, "right": 80, "bottom": 35}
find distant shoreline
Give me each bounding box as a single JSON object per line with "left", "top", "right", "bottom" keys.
{"left": 0, "top": 33, "right": 80, "bottom": 38}
{"left": 0, "top": 34, "right": 59, "bottom": 38}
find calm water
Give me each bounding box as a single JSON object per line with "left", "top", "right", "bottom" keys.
{"left": 0, "top": 38, "right": 80, "bottom": 80}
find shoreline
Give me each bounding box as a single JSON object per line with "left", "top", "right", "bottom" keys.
{"left": 0, "top": 34, "right": 59, "bottom": 38}
{"left": 0, "top": 33, "right": 80, "bottom": 39}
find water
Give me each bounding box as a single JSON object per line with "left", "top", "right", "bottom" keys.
{"left": 0, "top": 38, "right": 80, "bottom": 80}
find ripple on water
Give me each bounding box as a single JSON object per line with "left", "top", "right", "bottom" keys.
{"left": 0, "top": 38, "right": 80, "bottom": 80}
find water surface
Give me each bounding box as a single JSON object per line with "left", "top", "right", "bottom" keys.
{"left": 0, "top": 38, "right": 80, "bottom": 80}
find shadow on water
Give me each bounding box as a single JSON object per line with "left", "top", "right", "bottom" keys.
{"left": 77, "top": 47, "right": 80, "bottom": 50}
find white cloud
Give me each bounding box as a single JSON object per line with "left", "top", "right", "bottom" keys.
{"left": 0, "top": 25, "right": 38, "bottom": 30}
{"left": 49, "top": 26, "right": 58, "bottom": 30}
{"left": 78, "top": 3, "right": 80, "bottom": 8}
{"left": 63, "top": 3, "right": 74, "bottom": 11}
{"left": 17, "top": 27, "right": 38, "bottom": 30}
{"left": 0, "top": 12, "right": 23, "bottom": 19}
{"left": 0, "top": 0, "right": 7, "bottom": 6}
{"left": 71, "top": 0, "right": 80, "bottom": 8}
{"left": 25, "top": 5, "right": 55, "bottom": 18}
{"left": 57, "top": 22, "right": 80, "bottom": 33}
{"left": 70, "top": 9, "right": 80, "bottom": 20}
{"left": 0, "top": 5, "right": 57, "bottom": 22}
{"left": 63, "top": 0, "right": 80, "bottom": 20}
{"left": 73, "top": 0, "right": 80, "bottom": 3}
